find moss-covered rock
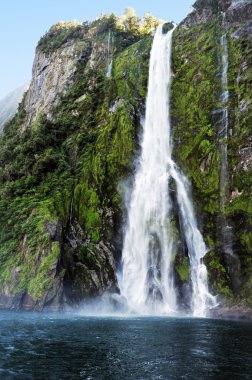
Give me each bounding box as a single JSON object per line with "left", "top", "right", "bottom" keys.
{"left": 172, "top": 2, "right": 252, "bottom": 309}
{"left": 0, "top": 12, "right": 156, "bottom": 310}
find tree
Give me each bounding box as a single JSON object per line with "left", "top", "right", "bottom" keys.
{"left": 140, "top": 13, "right": 160, "bottom": 35}
{"left": 122, "top": 7, "right": 140, "bottom": 36}
{"left": 123, "top": 7, "right": 136, "bottom": 18}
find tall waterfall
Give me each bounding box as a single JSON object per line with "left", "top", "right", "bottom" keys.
{"left": 219, "top": 19, "right": 229, "bottom": 213}
{"left": 219, "top": 14, "right": 241, "bottom": 290}
{"left": 219, "top": 22, "right": 233, "bottom": 254}
{"left": 119, "top": 25, "right": 216, "bottom": 317}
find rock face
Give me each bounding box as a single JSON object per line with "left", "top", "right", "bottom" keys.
{"left": 180, "top": 6, "right": 214, "bottom": 29}
{"left": 24, "top": 44, "right": 84, "bottom": 125}
{"left": 24, "top": 24, "right": 90, "bottom": 127}
{"left": 24, "top": 22, "right": 117, "bottom": 128}
{"left": 226, "top": 0, "right": 252, "bottom": 24}
{"left": 181, "top": 0, "right": 252, "bottom": 29}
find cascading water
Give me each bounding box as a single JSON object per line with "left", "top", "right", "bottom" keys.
{"left": 119, "top": 25, "right": 216, "bottom": 317}
{"left": 218, "top": 13, "right": 241, "bottom": 290}
{"left": 106, "top": 30, "right": 113, "bottom": 78}
{"left": 219, "top": 14, "right": 229, "bottom": 213}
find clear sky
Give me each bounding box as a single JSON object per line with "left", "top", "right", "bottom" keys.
{"left": 0, "top": 0, "right": 194, "bottom": 99}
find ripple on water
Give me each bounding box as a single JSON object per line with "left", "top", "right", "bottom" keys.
{"left": 0, "top": 313, "right": 252, "bottom": 379}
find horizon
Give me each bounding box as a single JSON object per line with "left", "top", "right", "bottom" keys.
{"left": 0, "top": 0, "right": 194, "bottom": 100}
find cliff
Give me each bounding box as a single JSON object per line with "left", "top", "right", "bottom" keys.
{"left": 0, "top": 13, "right": 158, "bottom": 310}
{"left": 0, "top": 3, "right": 251, "bottom": 315}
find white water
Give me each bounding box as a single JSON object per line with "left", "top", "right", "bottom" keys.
{"left": 219, "top": 29, "right": 229, "bottom": 210}
{"left": 106, "top": 30, "right": 113, "bottom": 78}
{"left": 218, "top": 15, "right": 241, "bottom": 290}
{"left": 119, "top": 25, "right": 216, "bottom": 317}
{"left": 219, "top": 14, "right": 235, "bottom": 255}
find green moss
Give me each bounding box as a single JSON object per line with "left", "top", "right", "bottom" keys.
{"left": 0, "top": 265, "right": 11, "bottom": 287}
{"left": 113, "top": 36, "right": 151, "bottom": 102}
{"left": 175, "top": 257, "right": 190, "bottom": 282}
{"left": 171, "top": 22, "right": 222, "bottom": 225}
{"left": 171, "top": 17, "right": 252, "bottom": 301}
{"left": 204, "top": 250, "right": 233, "bottom": 299}
{"left": 0, "top": 13, "right": 154, "bottom": 303}
{"left": 22, "top": 199, "right": 57, "bottom": 252}
{"left": 37, "top": 21, "right": 84, "bottom": 54}
{"left": 28, "top": 242, "right": 60, "bottom": 300}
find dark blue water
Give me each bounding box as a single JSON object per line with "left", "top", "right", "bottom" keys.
{"left": 0, "top": 312, "right": 252, "bottom": 379}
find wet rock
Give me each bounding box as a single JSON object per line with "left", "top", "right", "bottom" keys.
{"left": 162, "top": 22, "right": 174, "bottom": 34}
{"left": 107, "top": 293, "right": 128, "bottom": 311}
{"left": 0, "top": 292, "right": 25, "bottom": 310}
{"left": 62, "top": 235, "right": 118, "bottom": 306}
{"left": 42, "top": 277, "right": 65, "bottom": 311}
{"left": 210, "top": 301, "right": 252, "bottom": 320}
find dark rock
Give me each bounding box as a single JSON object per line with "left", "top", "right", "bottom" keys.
{"left": 231, "top": 24, "right": 252, "bottom": 39}
{"left": 162, "top": 23, "right": 174, "bottom": 34}
{"left": 180, "top": 7, "right": 214, "bottom": 29}
{"left": 0, "top": 292, "right": 25, "bottom": 311}
{"left": 226, "top": 1, "right": 252, "bottom": 25}
{"left": 210, "top": 301, "right": 252, "bottom": 320}
{"left": 62, "top": 231, "right": 118, "bottom": 306}
{"left": 181, "top": 0, "right": 252, "bottom": 29}
{"left": 44, "top": 221, "right": 57, "bottom": 238}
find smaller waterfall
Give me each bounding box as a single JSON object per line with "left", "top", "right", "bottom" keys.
{"left": 169, "top": 164, "right": 216, "bottom": 316}
{"left": 219, "top": 15, "right": 233, "bottom": 254}
{"left": 218, "top": 13, "right": 241, "bottom": 291}
{"left": 66, "top": 194, "right": 78, "bottom": 249}
{"left": 106, "top": 61, "right": 113, "bottom": 78}
{"left": 106, "top": 30, "right": 113, "bottom": 78}
{"left": 219, "top": 29, "right": 229, "bottom": 210}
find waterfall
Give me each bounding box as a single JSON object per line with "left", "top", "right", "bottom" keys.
{"left": 119, "top": 25, "right": 216, "bottom": 317}
{"left": 106, "top": 30, "right": 113, "bottom": 78}
{"left": 219, "top": 20, "right": 229, "bottom": 212}
{"left": 219, "top": 15, "right": 231, "bottom": 248}
{"left": 218, "top": 14, "right": 241, "bottom": 291}
{"left": 219, "top": 24, "right": 233, "bottom": 252}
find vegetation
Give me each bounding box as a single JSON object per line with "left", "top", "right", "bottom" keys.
{"left": 0, "top": 6, "right": 251, "bottom": 310}
{"left": 172, "top": 14, "right": 252, "bottom": 303}
{"left": 38, "top": 21, "right": 85, "bottom": 54}
{"left": 0, "top": 13, "right": 152, "bottom": 306}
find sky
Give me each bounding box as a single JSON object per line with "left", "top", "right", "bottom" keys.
{"left": 0, "top": 0, "right": 194, "bottom": 99}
